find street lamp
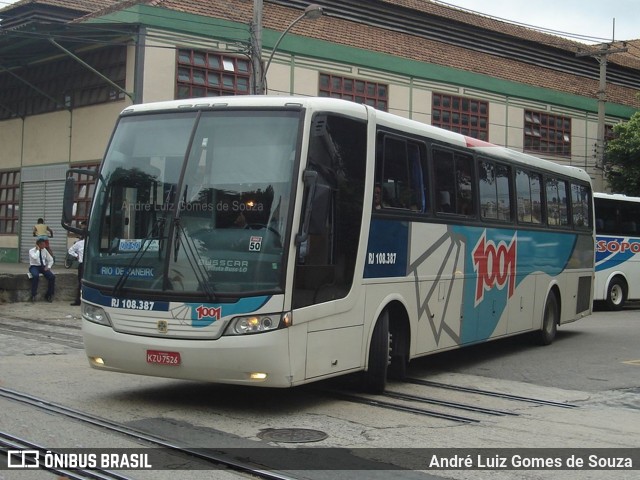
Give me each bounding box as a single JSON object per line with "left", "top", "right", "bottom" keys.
{"left": 252, "top": 3, "right": 323, "bottom": 94}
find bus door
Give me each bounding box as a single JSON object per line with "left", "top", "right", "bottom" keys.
{"left": 291, "top": 113, "right": 368, "bottom": 381}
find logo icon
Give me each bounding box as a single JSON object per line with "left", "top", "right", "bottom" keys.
{"left": 195, "top": 305, "right": 222, "bottom": 321}
{"left": 8, "top": 450, "right": 39, "bottom": 469}
{"left": 157, "top": 320, "right": 168, "bottom": 333}
{"left": 472, "top": 231, "right": 517, "bottom": 305}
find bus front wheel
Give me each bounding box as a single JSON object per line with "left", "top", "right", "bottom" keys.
{"left": 536, "top": 291, "right": 558, "bottom": 346}
{"left": 606, "top": 277, "right": 627, "bottom": 311}
{"left": 362, "top": 310, "right": 390, "bottom": 394}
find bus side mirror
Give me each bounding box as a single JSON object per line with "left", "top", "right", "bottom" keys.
{"left": 61, "top": 168, "right": 101, "bottom": 235}
{"left": 308, "top": 183, "right": 330, "bottom": 235}
{"left": 62, "top": 176, "right": 75, "bottom": 227}
{"left": 295, "top": 169, "right": 318, "bottom": 247}
{"left": 296, "top": 169, "right": 331, "bottom": 261}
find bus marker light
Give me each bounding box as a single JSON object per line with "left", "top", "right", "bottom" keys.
{"left": 90, "top": 357, "right": 105, "bottom": 366}
{"left": 250, "top": 373, "right": 268, "bottom": 380}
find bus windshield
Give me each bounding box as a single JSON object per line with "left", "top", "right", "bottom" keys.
{"left": 84, "top": 109, "right": 301, "bottom": 297}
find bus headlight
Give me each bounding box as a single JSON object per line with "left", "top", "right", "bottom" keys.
{"left": 224, "top": 312, "right": 291, "bottom": 336}
{"left": 82, "top": 303, "right": 112, "bottom": 327}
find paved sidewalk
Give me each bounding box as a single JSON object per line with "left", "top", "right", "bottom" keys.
{"left": 0, "top": 261, "right": 78, "bottom": 303}
{"left": 0, "top": 261, "right": 78, "bottom": 275}
{"left": 0, "top": 299, "right": 82, "bottom": 323}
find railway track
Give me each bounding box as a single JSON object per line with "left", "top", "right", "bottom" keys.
{"left": 0, "top": 387, "right": 299, "bottom": 480}
{"left": 316, "top": 375, "right": 578, "bottom": 424}
{"left": 403, "top": 377, "right": 579, "bottom": 409}
{"left": 1, "top": 431, "right": 130, "bottom": 480}
{"left": 0, "top": 316, "right": 84, "bottom": 350}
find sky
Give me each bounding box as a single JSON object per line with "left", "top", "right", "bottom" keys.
{"left": 0, "top": 0, "right": 638, "bottom": 43}
{"left": 439, "top": 0, "right": 639, "bottom": 43}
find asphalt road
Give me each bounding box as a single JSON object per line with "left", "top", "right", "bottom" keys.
{"left": 0, "top": 301, "right": 638, "bottom": 479}
{"left": 405, "top": 304, "right": 640, "bottom": 393}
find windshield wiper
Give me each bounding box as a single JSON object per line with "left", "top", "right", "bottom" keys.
{"left": 173, "top": 218, "right": 216, "bottom": 302}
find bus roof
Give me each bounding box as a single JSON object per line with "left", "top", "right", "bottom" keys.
{"left": 120, "top": 96, "right": 591, "bottom": 184}
{"left": 594, "top": 192, "right": 640, "bottom": 203}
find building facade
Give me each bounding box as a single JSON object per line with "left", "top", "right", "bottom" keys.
{"left": 0, "top": 0, "right": 638, "bottom": 263}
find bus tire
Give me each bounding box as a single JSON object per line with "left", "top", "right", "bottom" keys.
{"left": 536, "top": 291, "right": 558, "bottom": 346}
{"left": 605, "top": 277, "right": 626, "bottom": 311}
{"left": 388, "top": 316, "right": 409, "bottom": 380}
{"left": 362, "top": 310, "right": 390, "bottom": 393}
{"left": 388, "top": 331, "right": 407, "bottom": 381}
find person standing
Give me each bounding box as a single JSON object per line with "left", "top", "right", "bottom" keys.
{"left": 67, "top": 235, "right": 85, "bottom": 306}
{"left": 32, "top": 218, "right": 54, "bottom": 257}
{"left": 28, "top": 238, "right": 55, "bottom": 302}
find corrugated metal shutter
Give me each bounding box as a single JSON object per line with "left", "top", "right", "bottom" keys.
{"left": 20, "top": 181, "right": 66, "bottom": 264}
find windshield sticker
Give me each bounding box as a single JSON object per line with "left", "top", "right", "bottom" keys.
{"left": 196, "top": 258, "right": 249, "bottom": 273}
{"left": 99, "top": 265, "right": 155, "bottom": 278}
{"left": 249, "top": 236, "right": 263, "bottom": 252}
{"left": 118, "top": 239, "right": 159, "bottom": 252}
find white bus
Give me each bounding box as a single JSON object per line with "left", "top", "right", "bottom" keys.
{"left": 594, "top": 192, "right": 640, "bottom": 310}
{"left": 62, "top": 97, "right": 594, "bottom": 392}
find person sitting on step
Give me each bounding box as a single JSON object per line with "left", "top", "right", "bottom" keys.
{"left": 28, "top": 238, "right": 55, "bottom": 302}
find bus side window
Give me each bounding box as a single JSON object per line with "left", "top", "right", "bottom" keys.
{"left": 546, "top": 177, "right": 569, "bottom": 227}
{"left": 479, "top": 160, "right": 512, "bottom": 222}
{"left": 454, "top": 152, "right": 475, "bottom": 216}
{"left": 376, "top": 134, "right": 426, "bottom": 212}
{"left": 434, "top": 149, "right": 455, "bottom": 213}
{"left": 570, "top": 183, "right": 591, "bottom": 229}
{"left": 408, "top": 142, "right": 427, "bottom": 212}
{"left": 516, "top": 169, "right": 542, "bottom": 224}
{"left": 434, "top": 148, "right": 475, "bottom": 216}
{"left": 621, "top": 221, "right": 637, "bottom": 234}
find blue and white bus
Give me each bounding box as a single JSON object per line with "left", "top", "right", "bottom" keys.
{"left": 594, "top": 192, "right": 640, "bottom": 310}
{"left": 62, "top": 97, "right": 594, "bottom": 392}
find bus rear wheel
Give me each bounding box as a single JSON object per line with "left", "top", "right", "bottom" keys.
{"left": 536, "top": 291, "right": 558, "bottom": 346}
{"left": 362, "top": 310, "right": 390, "bottom": 394}
{"left": 606, "top": 277, "right": 627, "bottom": 311}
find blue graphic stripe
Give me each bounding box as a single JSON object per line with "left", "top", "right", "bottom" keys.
{"left": 83, "top": 286, "right": 169, "bottom": 311}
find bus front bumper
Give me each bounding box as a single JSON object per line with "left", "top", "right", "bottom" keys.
{"left": 82, "top": 319, "right": 295, "bottom": 387}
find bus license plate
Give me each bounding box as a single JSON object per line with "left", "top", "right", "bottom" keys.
{"left": 146, "top": 350, "right": 181, "bottom": 366}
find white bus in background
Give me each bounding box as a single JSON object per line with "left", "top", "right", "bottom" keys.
{"left": 61, "top": 96, "right": 594, "bottom": 393}
{"left": 594, "top": 192, "right": 640, "bottom": 310}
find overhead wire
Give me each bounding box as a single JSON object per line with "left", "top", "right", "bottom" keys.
{"left": 0, "top": 0, "right": 636, "bottom": 132}
{"left": 429, "top": 0, "right": 627, "bottom": 45}
{"left": 1, "top": 0, "right": 637, "bottom": 60}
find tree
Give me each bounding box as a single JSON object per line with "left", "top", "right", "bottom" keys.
{"left": 604, "top": 110, "right": 640, "bottom": 195}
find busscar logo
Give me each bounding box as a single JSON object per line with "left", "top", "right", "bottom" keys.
{"left": 472, "top": 231, "right": 517, "bottom": 306}
{"left": 7, "top": 450, "right": 39, "bottom": 468}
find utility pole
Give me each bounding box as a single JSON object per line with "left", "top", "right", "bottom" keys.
{"left": 251, "top": 0, "right": 264, "bottom": 95}
{"left": 250, "top": 2, "right": 322, "bottom": 95}
{"left": 577, "top": 41, "right": 627, "bottom": 183}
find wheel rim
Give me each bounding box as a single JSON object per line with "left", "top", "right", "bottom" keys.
{"left": 610, "top": 284, "right": 623, "bottom": 305}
